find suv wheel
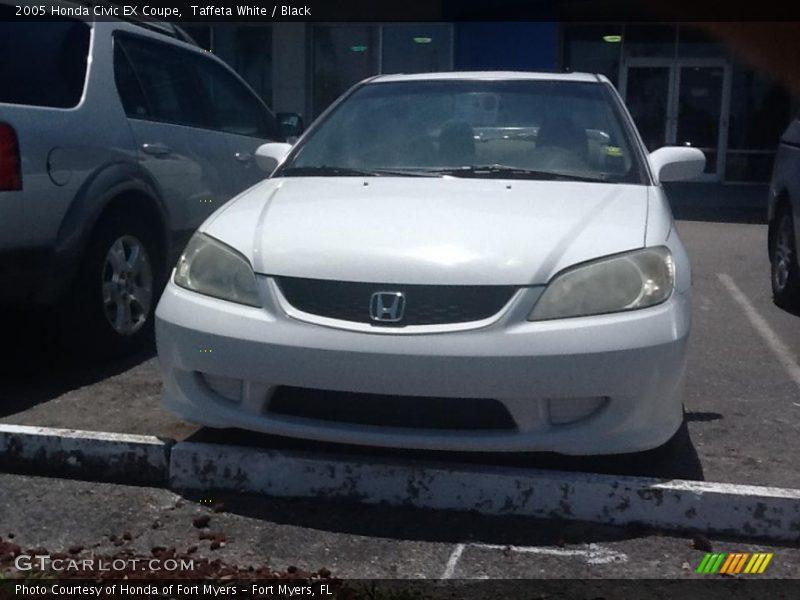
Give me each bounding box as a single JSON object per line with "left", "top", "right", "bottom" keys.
{"left": 66, "top": 213, "right": 163, "bottom": 355}
{"left": 771, "top": 208, "right": 800, "bottom": 309}
{"left": 101, "top": 234, "right": 154, "bottom": 337}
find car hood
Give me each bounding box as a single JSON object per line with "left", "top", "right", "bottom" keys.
{"left": 204, "top": 177, "right": 650, "bottom": 285}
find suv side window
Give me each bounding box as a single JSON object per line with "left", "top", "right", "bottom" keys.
{"left": 0, "top": 19, "right": 90, "bottom": 108}
{"left": 113, "top": 42, "right": 149, "bottom": 118}
{"left": 192, "top": 56, "right": 279, "bottom": 139}
{"left": 115, "top": 35, "right": 208, "bottom": 129}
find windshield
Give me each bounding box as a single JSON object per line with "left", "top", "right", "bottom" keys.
{"left": 281, "top": 79, "right": 646, "bottom": 183}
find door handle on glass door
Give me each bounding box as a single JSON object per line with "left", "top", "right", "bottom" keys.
{"left": 141, "top": 143, "right": 171, "bottom": 156}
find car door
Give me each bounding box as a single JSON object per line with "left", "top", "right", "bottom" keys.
{"left": 191, "top": 53, "right": 282, "bottom": 193}
{"left": 113, "top": 33, "right": 234, "bottom": 244}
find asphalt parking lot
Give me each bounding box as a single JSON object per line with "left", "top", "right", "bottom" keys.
{"left": 2, "top": 196, "right": 799, "bottom": 489}
{"left": 3, "top": 472, "right": 800, "bottom": 579}
{"left": 3, "top": 189, "right": 800, "bottom": 580}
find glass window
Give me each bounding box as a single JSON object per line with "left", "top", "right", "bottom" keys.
{"left": 312, "top": 26, "right": 378, "bottom": 117}
{"left": 118, "top": 36, "right": 208, "bottom": 128}
{"left": 212, "top": 26, "right": 273, "bottom": 106}
{"left": 561, "top": 25, "right": 622, "bottom": 86}
{"left": 381, "top": 24, "right": 452, "bottom": 74}
{"left": 193, "top": 56, "right": 279, "bottom": 139}
{"left": 676, "top": 65, "right": 725, "bottom": 174}
{"left": 624, "top": 66, "right": 670, "bottom": 151}
{"left": 677, "top": 25, "right": 725, "bottom": 58}
{"left": 725, "top": 152, "right": 775, "bottom": 182}
{"left": 728, "top": 65, "right": 792, "bottom": 150}
{"left": 113, "top": 42, "right": 149, "bottom": 118}
{"left": 0, "top": 19, "right": 90, "bottom": 108}
{"left": 623, "top": 25, "right": 676, "bottom": 58}
{"left": 287, "top": 80, "right": 645, "bottom": 184}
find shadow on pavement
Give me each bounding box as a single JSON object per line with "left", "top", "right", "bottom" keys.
{"left": 685, "top": 411, "right": 723, "bottom": 423}
{"left": 775, "top": 301, "right": 800, "bottom": 318}
{"left": 188, "top": 418, "right": 704, "bottom": 482}
{"left": 0, "top": 307, "right": 155, "bottom": 419}
{"left": 181, "top": 487, "right": 647, "bottom": 549}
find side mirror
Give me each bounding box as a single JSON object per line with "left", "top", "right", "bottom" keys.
{"left": 649, "top": 147, "right": 706, "bottom": 183}
{"left": 276, "top": 112, "right": 305, "bottom": 140}
{"left": 255, "top": 142, "right": 292, "bottom": 174}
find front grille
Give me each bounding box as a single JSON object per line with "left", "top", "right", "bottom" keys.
{"left": 276, "top": 277, "right": 516, "bottom": 326}
{"left": 268, "top": 386, "right": 516, "bottom": 431}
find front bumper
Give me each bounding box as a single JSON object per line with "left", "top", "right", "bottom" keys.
{"left": 156, "top": 277, "right": 690, "bottom": 455}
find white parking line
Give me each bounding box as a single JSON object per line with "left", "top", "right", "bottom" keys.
{"left": 440, "top": 542, "right": 627, "bottom": 578}
{"left": 473, "top": 543, "right": 628, "bottom": 565}
{"left": 718, "top": 273, "right": 800, "bottom": 390}
{"left": 474, "top": 542, "right": 628, "bottom": 565}
{"left": 441, "top": 544, "right": 465, "bottom": 579}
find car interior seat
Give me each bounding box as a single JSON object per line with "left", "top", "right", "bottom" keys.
{"left": 438, "top": 120, "right": 475, "bottom": 167}
{"left": 535, "top": 114, "right": 588, "bottom": 160}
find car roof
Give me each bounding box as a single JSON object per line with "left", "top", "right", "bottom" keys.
{"left": 370, "top": 71, "right": 605, "bottom": 84}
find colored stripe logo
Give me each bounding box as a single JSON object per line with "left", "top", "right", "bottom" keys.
{"left": 696, "top": 552, "right": 773, "bottom": 574}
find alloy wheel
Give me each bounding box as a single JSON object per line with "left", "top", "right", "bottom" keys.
{"left": 100, "top": 235, "right": 154, "bottom": 336}
{"left": 773, "top": 215, "right": 795, "bottom": 293}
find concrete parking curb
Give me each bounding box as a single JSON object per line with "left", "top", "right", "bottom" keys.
{"left": 0, "top": 424, "right": 171, "bottom": 485}
{"left": 3, "top": 424, "right": 800, "bottom": 542}
{"left": 170, "top": 441, "right": 800, "bottom": 542}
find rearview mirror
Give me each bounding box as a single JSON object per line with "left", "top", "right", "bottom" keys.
{"left": 276, "top": 112, "right": 305, "bottom": 140}
{"left": 649, "top": 147, "right": 706, "bottom": 183}
{"left": 255, "top": 142, "right": 292, "bottom": 174}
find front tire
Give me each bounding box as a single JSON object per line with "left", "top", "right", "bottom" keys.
{"left": 65, "top": 213, "right": 163, "bottom": 355}
{"left": 770, "top": 208, "right": 800, "bottom": 309}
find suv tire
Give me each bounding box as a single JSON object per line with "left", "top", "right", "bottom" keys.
{"left": 770, "top": 206, "right": 800, "bottom": 309}
{"left": 64, "top": 212, "right": 163, "bottom": 355}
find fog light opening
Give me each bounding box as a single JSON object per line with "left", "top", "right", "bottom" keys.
{"left": 547, "top": 396, "right": 608, "bottom": 425}
{"left": 199, "top": 373, "right": 243, "bottom": 404}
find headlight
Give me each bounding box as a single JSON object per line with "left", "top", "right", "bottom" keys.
{"left": 529, "top": 247, "right": 674, "bottom": 321}
{"left": 174, "top": 233, "right": 261, "bottom": 307}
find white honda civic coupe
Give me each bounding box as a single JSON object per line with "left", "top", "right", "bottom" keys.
{"left": 155, "top": 72, "right": 704, "bottom": 455}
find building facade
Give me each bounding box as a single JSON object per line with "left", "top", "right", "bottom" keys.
{"left": 182, "top": 22, "right": 796, "bottom": 183}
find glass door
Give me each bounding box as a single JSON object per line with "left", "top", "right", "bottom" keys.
{"left": 621, "top": 58, "right": 730, "bottom": 180}
{"left": 675, "top": 64, "right": 728, "bottom": 177}
{"left": 621, "top": 63, "right": 673, "bottom": 152}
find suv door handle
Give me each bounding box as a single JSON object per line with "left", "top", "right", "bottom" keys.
{"left": 234, "top": 151, "right": 252, "bottom": 163}
{"left": 141, "top": 143, "right": 171, "bottom": 156}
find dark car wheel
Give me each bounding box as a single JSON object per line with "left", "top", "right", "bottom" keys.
{"left": 64, "top": 213, "right": 164, "bottom": 356}
{"left": 771, "top": 208, "right": 800, "bottom": 309}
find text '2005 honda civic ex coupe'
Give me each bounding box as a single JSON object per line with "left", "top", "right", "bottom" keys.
{"left": 155, "top": 72, "right": 705, "bottom": 455}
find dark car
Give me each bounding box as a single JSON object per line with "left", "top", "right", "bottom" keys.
{"left": 768, "top": 117, "right": 800, "bottom": 309}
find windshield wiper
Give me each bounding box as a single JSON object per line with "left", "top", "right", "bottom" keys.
{"left": 429, "top": 165, "right": 609, "bottom": 183}
{"left": 370, "top": 167, "right": 444, "bottom": 177}
{"left": 280, "top": 165, "right": 442, "bottom": 178}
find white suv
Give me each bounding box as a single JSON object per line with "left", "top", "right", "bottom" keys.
{"left": 0, "top": 15, "right": 292, "bottom": 352}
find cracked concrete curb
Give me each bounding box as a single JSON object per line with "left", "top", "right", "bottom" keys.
{"left": 0, "top": 424, "right": 171, "bottom": 485}
{"left": 3, "top": 424, "right": 800, "bottom": 541}
{"left": 169, "top": 441, "right": 800, "bottom": 542}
